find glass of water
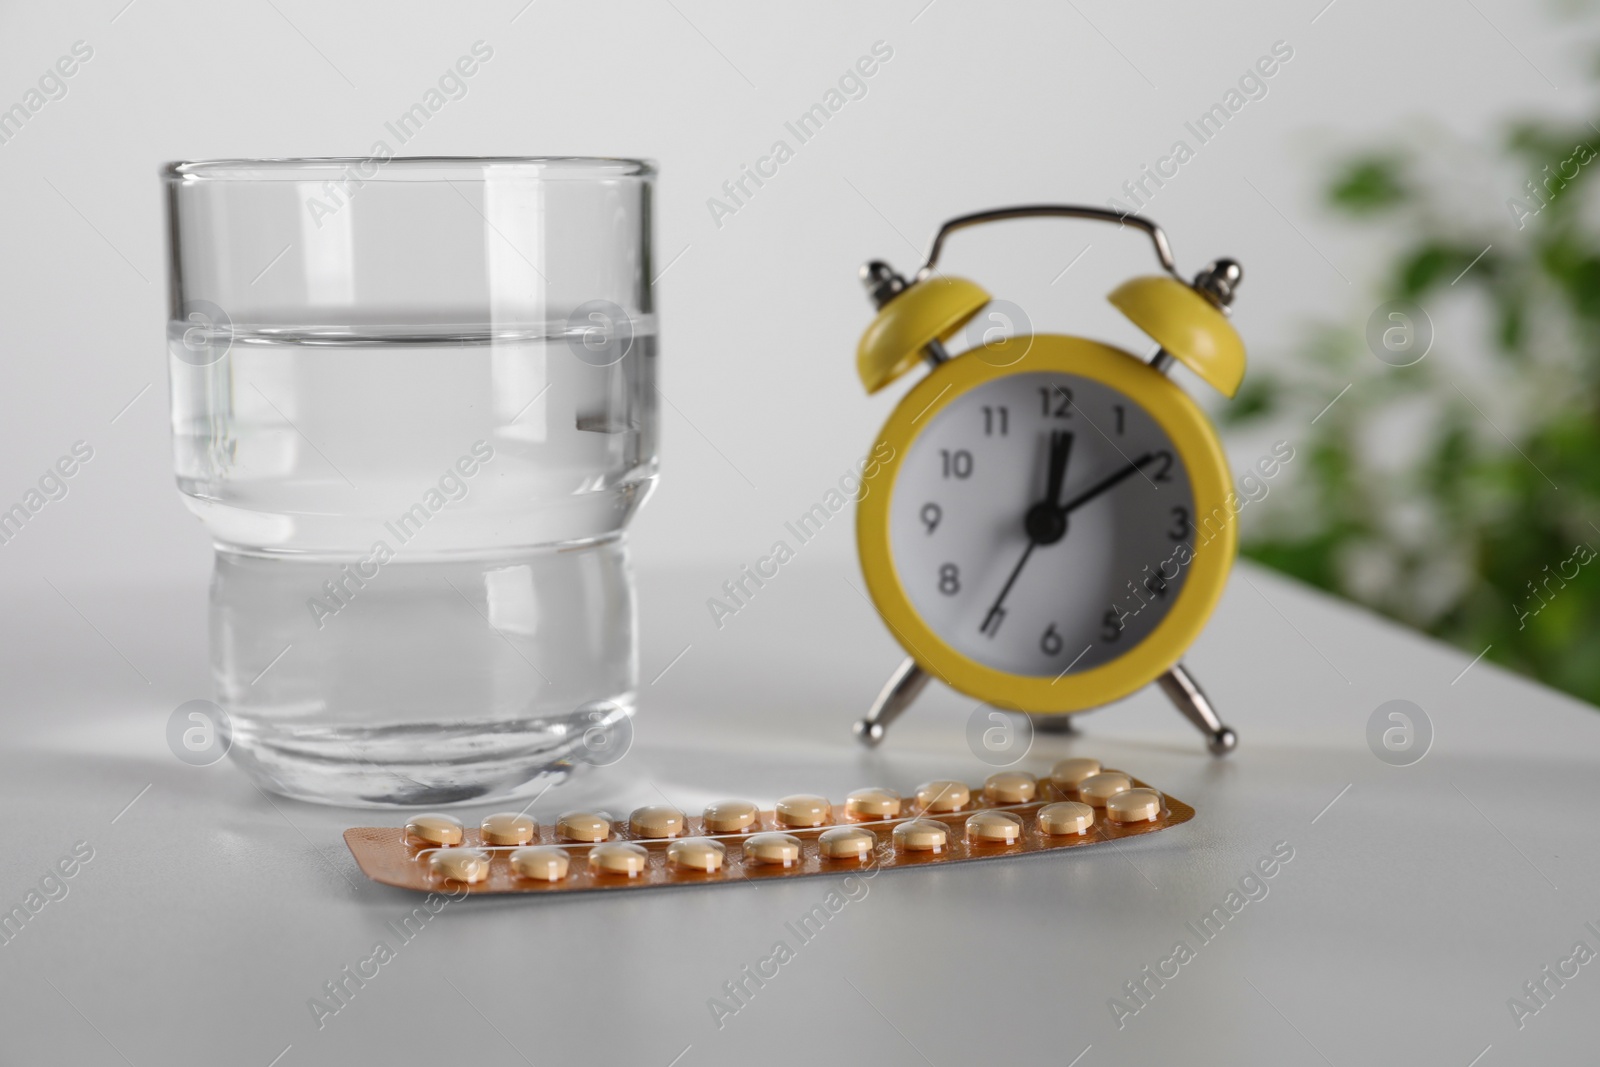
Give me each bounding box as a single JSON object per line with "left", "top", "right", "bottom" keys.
{"left": 163, "top": 157, "right": 657, "bottom": 806}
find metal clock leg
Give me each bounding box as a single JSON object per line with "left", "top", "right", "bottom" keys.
{"left": 854, "top": 657, "right": 929, "bottom": 747}
{"left": 1157, "top": 662, "right": 1237, "bottom": 756}
{"left": 1030, "top": 714, "right": 1079, "bottom": 735}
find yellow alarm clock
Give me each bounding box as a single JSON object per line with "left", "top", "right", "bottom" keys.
{"left": 851, "top": 205, "right": 1245, "bottom": 755}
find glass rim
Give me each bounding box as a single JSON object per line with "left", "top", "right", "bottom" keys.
{"left": 161, "top": 155, "right": 655, "bottom": 182}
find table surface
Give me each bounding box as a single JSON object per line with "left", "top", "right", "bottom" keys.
{"left": 2, "top": 558, "right": 1596, "bottom": 1067}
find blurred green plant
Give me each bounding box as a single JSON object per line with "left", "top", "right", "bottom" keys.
{"left": 1227, "top": 108, "right": 1600, "bottom": 703}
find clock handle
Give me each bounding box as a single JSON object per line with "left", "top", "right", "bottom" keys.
{"left": 1158, "top": 663, "right": 1238, "bottom": 756}
{"left": 854, "top": 657, "right": 930, "bottom": 747}
{"left": 917, "top": 204, "right": 1184, "bottom": 282}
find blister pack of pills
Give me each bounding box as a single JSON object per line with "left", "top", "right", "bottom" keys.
{"left": 343, "top": 757, "right": 1194, "bottom": 896}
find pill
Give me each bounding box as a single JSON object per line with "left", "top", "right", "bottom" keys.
{"left": 405, "top": 813, "right": 464, "bottom": 847}
{"left": 480, "top": 812, "right": 537, "bottom": 846}
{"left": 845, "top": 787, "right": 902, "bottom": 820}
{"left": 913, "top": 780, "right": 970, "bottom": 813}
{"left": 966, "top": 810, "right": 1024, "bottom": 844}
{"left": 1049, "top": 758, "right": 1102, "bottom": 795}
{"left": 667, "top": 838, "right": 726, "bottom": 872}
{"left": 589, "top": 841, "right": 650, "bottom": 877}
{"left": 509, "top": 846, "right": 570, "bottom": 882}
{"left": 983, "top": 772, "right": 1038, "bottom": 805}
{"left": 1037, "top": 801, "right": 1095, "bottom": 836}
{"left": 429, "top": 848, "right": 491, "bottom": 883}
{"left": 893, "top": 818, "right": 950, "bottom": 853}
{"left": 629, "top": 804, "right": 687, "bottom": 839}
{"left": 1106, "top": 788, "right": 1163, "bottom": 824}
{"left": 775, "top": 794, "right": 832, "bottom": 828}
{"left": 703, "top": 799, "right": 759, "bottom": 834}
{"left": 744, "top": 833, "right": 803, "bottom": 867}
{"left": 818, "top": 826, "right": 877, "bottom": 860}
{"left": 1077, "top": 772, "right": 1133, "bottom": 808}
{"left": 556, "top": 811, "right": 611, "bottom": 842}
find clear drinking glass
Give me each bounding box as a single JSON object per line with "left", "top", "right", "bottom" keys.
{"left": 162, "top": 157, "right": 657, "bottom": 807}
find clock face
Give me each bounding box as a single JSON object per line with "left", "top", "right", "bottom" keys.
{"left": 888, "top": 370, "right": 1197, "bottom": 679}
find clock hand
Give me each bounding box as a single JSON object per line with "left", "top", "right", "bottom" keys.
{"left": 1059, "top": 451, "right": 1157, "bottom": 515}
{"left": 982, "top": 432, "right": 1075, "bottom": 637}
{"left": 1044, "top": 430, "right": 1073, "bottom": 508}
{"left": 981, "top": 451, "right": 1159, "bottom": 637}
{"left": 1023, "top": 431, "right": 1074, "bottom": 546}
{"left": 979, "top": 541, "right": 1035, "bottom": 637}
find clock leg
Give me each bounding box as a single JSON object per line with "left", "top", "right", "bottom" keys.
{"left": 1157, "top": 663, "right": 1237, "bottom": 756}
{"left": 854, "top": 657, "right": 929, "bottom": 747}
{"left": 1030, "top": 714, "right": 1079, "bottom": 735}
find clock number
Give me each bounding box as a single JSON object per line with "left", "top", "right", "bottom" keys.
{"left": 1101, "top": 609, "right": 1124, "bottom": 643}
{"left": 921, "top": 503, "right": 942, "bottom": 534}
{"left": 1113, "top": 404, "right": 1126, "bottom": 434}
{"left": 1169, "top": 506, "right": 1190, "bottom": 540}
{"left": 1151, "top": 450, "right": 1174, "bottom": 482}
{"left": 1040, "top": 623, "right": 1063, "bottom": 656}
{"left": 938, "top": 563, "right": 960, "bottom": 595}
{"left": 1038, "top": 386, "right": 1073, "bottom": 418}
{"left": 940, "top": 449, "right": 973, "bottom": 479}
{"left": 1144, "top": 569, "right": 1169, "bottom": 598}
{"left": 982, "top": 406, "right": 1009, "bottom": 436}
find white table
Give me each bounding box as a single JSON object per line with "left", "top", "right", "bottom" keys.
{"left": 2, "top": 559, "right": 1594, "bottom": 1066}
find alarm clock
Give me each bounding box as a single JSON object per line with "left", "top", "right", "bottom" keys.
{"left": 851, "top": 205, "right": 1245, "bottom": 755}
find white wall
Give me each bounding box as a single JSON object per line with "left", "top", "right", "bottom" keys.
{"left": 0, "top": 0, "right": 1583, "bottom": 590}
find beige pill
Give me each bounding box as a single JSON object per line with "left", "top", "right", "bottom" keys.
{"left": 966, "top": 810, "right": 1024, "bottom": 844}
{"left": 845, "top": 787, "right": 903, "bottom": 820}
{"left": 556, "top": 811, "right": 612, "bottom": 842}
{"left": 983, "top": 772, "right": 1038, "bottom": 805}
{"left": 1038, "top": 801, "right": 1095, "bottom": 836}
{"left": 913, "top": 780, "right": 971, "bottom": 813}
{"left": 703, "top": 799, "right": 759, "bottom": 834}
{"left": 1049, "top": 757, "right": 1102, "bottom": 795}
{"left": 1106, "top": 788, "right": 1163, "bottom": 824}
{"left": 1077, "top": 772, "right": 1133, "bottom": 808}
{"left": 480, "top": 812, "right": 537, "bottom": 846}
{"left": 743, "top": 832, "right": 803, "bottom": 867}
{"left": 629, "top": 804, "right": 687, "bottom": 839}
{"left": 893, "top": 818, "right": 950, "bottom": 853}
{"left": 818, "top": 826, "right": 876, "bottom": 860}
{"left": 589, "top": 841, "right": 650, "bottom": 877}
{"left": 509, "top": 846, "right": 570, "bottom": 881}
{"left": 405, "top": 813, "right": 464, "bottom": 847}
{"left": 667, "top": 838, "right": 726, "bottom": 872}
{"left": 429, "top": 848, "right": 490, "bottom": 883}
{"left": 776, "top": 794, "right": 832, "bottom": 828}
